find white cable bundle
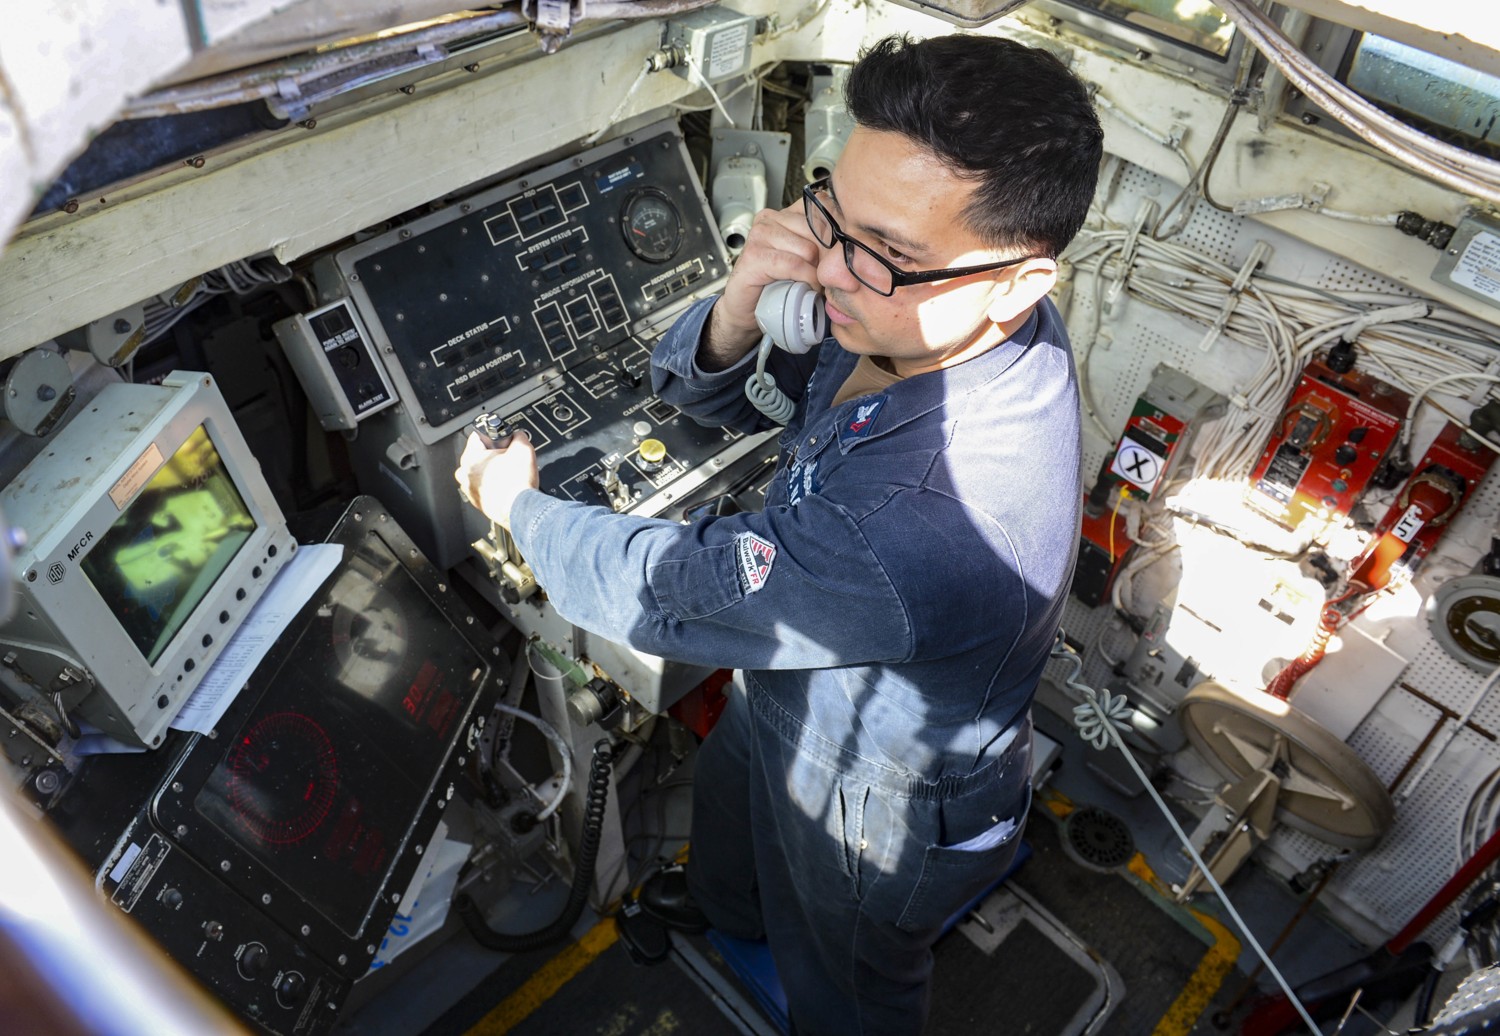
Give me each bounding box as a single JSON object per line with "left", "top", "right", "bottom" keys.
{"left": 1064, "top": 222, "right": 1500, "bottom": 483}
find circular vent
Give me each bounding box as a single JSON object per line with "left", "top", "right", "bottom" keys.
{"left": 1061, "top": 806, "right": 1135, "bottom": 873}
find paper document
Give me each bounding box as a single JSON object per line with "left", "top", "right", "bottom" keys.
{"left": 170, "top": 544, "right": 344, "bottom": 734}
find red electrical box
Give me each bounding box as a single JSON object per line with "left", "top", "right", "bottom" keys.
{"left": 1092, "top": 365, "right": 1223, "bottom": 506}
{"left": 1349, "top": 420, "right": 1500, "bottom": 590}
{"left": 1248, "top": 358, "right": 1409, "bottom": 528}
{"left": 1073, "top": 492, "right": 1133, "bottom": 608}
{"left": 1074, "top": 366, "right": 1219, "bottom": 608}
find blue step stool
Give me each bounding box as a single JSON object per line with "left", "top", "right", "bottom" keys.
{"left": 704, "top": 842, "right": 1032, "bottom": 1035}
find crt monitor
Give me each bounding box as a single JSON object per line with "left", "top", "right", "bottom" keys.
{"left": 0, "top": 371, "right": 295, "bottom": 748}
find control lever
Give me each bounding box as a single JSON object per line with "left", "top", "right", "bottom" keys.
{"left": 474, "top": 412, "right": 514, "bottom": 450}
{"left": 466, "top": 410, "right": 537, "bottom": 603}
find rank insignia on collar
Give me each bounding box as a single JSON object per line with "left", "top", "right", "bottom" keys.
{"left": 839, "top": 395, "right": 886, "bottom": 445}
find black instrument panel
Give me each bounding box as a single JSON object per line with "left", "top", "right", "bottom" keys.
{"left": 339, "top": 122, "right": 729, "bottom": 443}
{"left": 55, "top": 498, "right": 502, "bottom": 1036}
{"left": 152, "top": 501, "right": 490, "bottom": 967}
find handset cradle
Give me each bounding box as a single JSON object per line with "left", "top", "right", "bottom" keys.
{"left": 746, "top": 281, "right": 827, "bottom": 423}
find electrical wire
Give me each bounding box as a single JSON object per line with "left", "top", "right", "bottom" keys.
{"left": 745, "top": 334, "right": 795, "bottom": 424}
{"left": 1065, "top": 218, "right": 1500, "bottom": 491}
{"left": 1214, "top": 0, "right": 1500, "bottom": 205}
{"left": 490, "top": 703, "right": 574, "bottom": 821}
{"left": 1054, "top": 636, "right": 1327, "bottom": 1035}
{"left": 141, "top": 257, "right": 294, "bottom": 347}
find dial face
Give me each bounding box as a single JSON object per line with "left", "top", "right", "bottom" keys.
{"left": 621, "top": 189, "right": 684, "bottom": 263}
{"left": 226, "top": 711, "right": 340, "bottom": 846}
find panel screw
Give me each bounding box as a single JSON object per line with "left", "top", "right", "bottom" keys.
{"left": 63, "top": 199, "right": 79, "bottom": 214}
{"left": 186, "top": 155, "right": 206, "bottom": 168}
{"left": 465, "top": 63, "right": 480, "bottom": 73}
{"left": 400, "top": 84, "right": 416, "bottom": 95}
{"left": 300, "top": 118, "right": 317, "bottom": 129}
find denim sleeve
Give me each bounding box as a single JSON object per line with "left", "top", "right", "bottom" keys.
{"left": 651, "top": 296, "right": 822, "bottom": 434}
{"left": 509, "top": 487, "right": 913, "bottom": 670}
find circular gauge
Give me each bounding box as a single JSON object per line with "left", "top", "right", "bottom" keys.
{"left": 621, "top": 188, "right": 684, "bottom": 263}
{"left": 227, "top": 711, "right": 340, "bottom": 846}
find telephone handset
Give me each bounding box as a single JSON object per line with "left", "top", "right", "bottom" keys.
{"left": 755, "top": 280, "right": 826, "bottom": 354}
{"left": 746, "top": 280, "right": 827, "bottom": 423}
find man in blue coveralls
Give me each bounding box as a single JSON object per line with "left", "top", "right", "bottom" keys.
{"left": 456, "top": 33, "right": 1102, "bottom": 1035}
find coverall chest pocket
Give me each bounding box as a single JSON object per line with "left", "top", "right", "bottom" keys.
{"left": 785, "top": 428, "right": 837, "bottom": 508}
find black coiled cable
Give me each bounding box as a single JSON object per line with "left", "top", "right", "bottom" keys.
{"left": 456, "top": 738, "right": 615, "bottom": 953}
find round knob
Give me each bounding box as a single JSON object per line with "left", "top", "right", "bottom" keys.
{"left": 638, "top": 438, "right": 667, "bottom": 472}
{"left": 238, "top": 942, "right": 270, "bottom": 980}
{"left": 161, "top": 887, "right": 184, "bottom": 909}
{"left": 275, "top": 971, "right": 307, "bottom": 1007}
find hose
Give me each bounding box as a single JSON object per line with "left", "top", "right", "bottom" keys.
{"left": 1264, "top": 604, "right": 1340, "bottom": 700}
{"left": 457, "top": 738, "right": 616, "bottom": 953}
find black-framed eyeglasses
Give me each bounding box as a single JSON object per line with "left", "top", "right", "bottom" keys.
{"left": 802, "top": 177, "right": 1032, "bottom": 297}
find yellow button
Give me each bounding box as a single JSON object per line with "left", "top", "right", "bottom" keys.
{"left": 639, "top": 438, "right": 667, "bottom": 464}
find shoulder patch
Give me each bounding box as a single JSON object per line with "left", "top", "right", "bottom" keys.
{"left": 838, "top": 395, "right": 886, "bottom": 446}
{"left": 735, "top": 532, "right": 777, "bottom": 594}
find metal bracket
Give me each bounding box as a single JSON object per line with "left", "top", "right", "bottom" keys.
{"left": 1177, "top": 760, "right": 1282, "bottom": 901}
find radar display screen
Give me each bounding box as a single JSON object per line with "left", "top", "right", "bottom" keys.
{"left": 182, "top": 527, "right": 485, "bottom": 938}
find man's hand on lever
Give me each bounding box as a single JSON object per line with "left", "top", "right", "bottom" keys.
{"left": 455, "top": 429, "right": 538, "bottom": 530}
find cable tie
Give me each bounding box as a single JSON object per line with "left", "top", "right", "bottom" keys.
{"left": 1108, "top": 198, "right": 1158, "bottom": 307}
{"left": 1198, "top": 240, "right": 1273, "bottom": 351}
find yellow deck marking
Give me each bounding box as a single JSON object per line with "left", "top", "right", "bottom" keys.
{"left": 464, "top": 917, "right": 619, "bottom": 1035}
{"left": 1152, "top": 907, "right": 1240, "bottom": 1036}
{"left": 1127, "top": 854, "right": 1242, "bottom": 1036}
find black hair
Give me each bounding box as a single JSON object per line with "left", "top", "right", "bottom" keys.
{"left": 844, "top": 34, "right": 1103, "bottom": 259}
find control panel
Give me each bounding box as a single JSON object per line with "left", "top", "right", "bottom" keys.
{"left": 301, "top": 121, "right": 771, "bottom": 574}
{"left": 489, "top": 338, "right": 747, "bottom": 511}
{"left": 1248, "top": 357, "right": 1408, "bottom": 528}
{"left": 273, "top": 300, "right": 397, "bottom": 431}
{"left": 332, "top": 120, "right": 729, "bottom": 445}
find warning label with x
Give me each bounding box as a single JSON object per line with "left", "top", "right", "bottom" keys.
{"left": 1109, "top": 435, "right": 1167, "bottom": 494}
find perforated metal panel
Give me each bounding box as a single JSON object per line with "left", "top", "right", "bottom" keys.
{"left": 1172, "top": 201, "right": 1246, "bottom": 266}
{"left": 1054, "top": 155, "right": 1500, "bottom": 949}
{"left": 1317, "top": 259, "right": 1415, "bottom": 296}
